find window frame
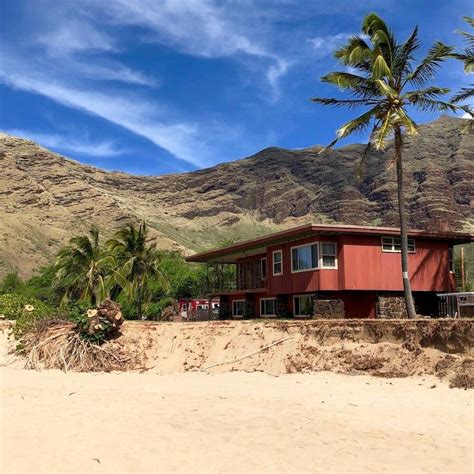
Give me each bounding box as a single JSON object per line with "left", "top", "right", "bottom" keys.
{"left": 293, "top": 294, "right": 315, "bottom": 317}
{"left": 320, "top": 242, "right": 338, "bottom": 269}
{"left": 260, "top": 297, "right": 276, "bottom": 317}
{"left": 381, "top": 236, "right": 416, "bottom": 253}
{"left": 272, "top": 249, "right": 283, "bottom": 276}
{"left": 232, "top": 299, "right": 246, "bottom": 317}
{"left": 261, "top": 257, "right": 267, "bottom": 280}
{"left": 448, "top": 245, "right": 455, "bottom": 273}
{"left": 291, "top": 242, "right": 319, "bottom": 273}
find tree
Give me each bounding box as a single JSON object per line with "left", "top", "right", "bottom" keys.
{"left": 107, "top": 221, "right": 168, "bottom": 319}
{"left": 312, "top": 13, "right": 458, "bottom": 318}
{"left": 54, "top": 226, "right": 112, "bottom": 306}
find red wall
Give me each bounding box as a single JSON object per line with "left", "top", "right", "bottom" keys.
{"left": 339, "top": 235, "right": 454, "bottom": 291}
{"left": 232, "top": 233, "right": 456, "bottom": 294}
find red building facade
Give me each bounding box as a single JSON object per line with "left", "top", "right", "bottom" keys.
{"left": 186, "top": 224, "right": 473, "bottom": 319}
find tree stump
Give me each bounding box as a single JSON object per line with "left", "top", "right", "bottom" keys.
{"left": 97, "top": 299, "right": 124, "bottom": 332}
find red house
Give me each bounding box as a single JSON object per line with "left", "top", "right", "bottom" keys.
{"left": 186, "top": 224, "right": 473, "bottom": 319}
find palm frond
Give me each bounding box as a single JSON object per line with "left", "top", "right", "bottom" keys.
{"left": 451, "top": 86, "right": 474, "bottom": 103}
{"left": 310, "top": 97, "right": 377, "bottom": 109}
{"left": 406, "top": 41, "right": 453, "bottom": 87}
{"left": 334, "top": 36, "right": 372, "bottom": 66}
{"left": 392, "top": 26, "right": 420, "bottom": 79}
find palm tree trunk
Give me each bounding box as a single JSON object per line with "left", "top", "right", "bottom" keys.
{"left": 137, "top": 273, "right": 143, "bottom": 320}
{"left": 395, "top": 127, "right": 417, "bottom": 319}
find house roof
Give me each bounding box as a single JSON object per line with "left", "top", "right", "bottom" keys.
{"left": 186, "top": 223, "right": 474, "bottom": 263}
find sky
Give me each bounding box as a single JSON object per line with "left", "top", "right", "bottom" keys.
{"left": 0, "top": 0, "right": 471, "bottom": 175}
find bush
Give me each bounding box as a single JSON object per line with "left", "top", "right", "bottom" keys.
{"left": 0, "top": 294, "right": 56, "bottom": 320}
{"left": 0, "top": 294, "right": 59, "bottom": 342}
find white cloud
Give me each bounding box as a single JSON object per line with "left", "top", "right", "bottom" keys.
{"left": 38, "top": 20, "right": 117, "bottom": 56}
{"left": 82, "top": 0, "right": 289, "bottom": 94}
{"left": 4, "top": 129, "right": 124, "bottom": 157}
{"left": 307, "top": 34, "right": 353, "bottom": 59}
{"left": 0, "top": 51, "right": 210, "bottom": 166}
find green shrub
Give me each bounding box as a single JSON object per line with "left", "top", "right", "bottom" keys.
{"left": 0, "top": 294, "right": 55, "bottom": 320}
{"left": 0, "top": 294, "right": 59, "bottom": 341}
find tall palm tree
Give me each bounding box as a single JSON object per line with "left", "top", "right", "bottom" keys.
{"left": 54, "top": 226, "right": 111, "bottom": 305}
{"left": 107, "top": 221, "right": 168, "bottom": 319}
{"left": 312, "top": 13, "right": 458, "bottom": 318}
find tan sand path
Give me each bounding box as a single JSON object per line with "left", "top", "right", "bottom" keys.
{"left": 1, "top": 367, "right": 472, "bottom": 473}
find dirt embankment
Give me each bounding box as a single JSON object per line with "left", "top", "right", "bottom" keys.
{"left": 111, "top": 319, "right": 473, "bottom": 388}
{"left": 2, "top": 319, "right": 473, "bottom": 388}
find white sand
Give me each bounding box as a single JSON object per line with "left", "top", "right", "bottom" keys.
{"left": 1, "top": 367, "right": 472, "bottom": 473}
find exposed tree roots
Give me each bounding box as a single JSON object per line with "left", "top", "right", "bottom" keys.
{"left": 20, "top": 321, "right": 131, "bottom": 372}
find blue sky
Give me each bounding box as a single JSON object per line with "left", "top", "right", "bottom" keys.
{"left": 0, "top": 0, "right": 471, "bottom": 175}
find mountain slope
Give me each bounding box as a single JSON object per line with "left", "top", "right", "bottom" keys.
{"left": 0, "top": 115, "right": 472, "bottom": 277}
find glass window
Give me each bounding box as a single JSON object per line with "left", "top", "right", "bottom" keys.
{"left": 233, "top": 300, "right": 245, "bottom": 316}
{"left": 294, "top": 295, "right": 314, "bottom": 316}
{"left": 321, "top": 242, "right": 337, "bottom": 268}
{"left": 292, "top": 243, "right": 318, "bottom": 272}
{"left": 273, "top": 250, "right": 282, "bottom": 275}
{"left": 382, "top": 236, "right": 415, "bottom": 253}
{"left": 261, "top": 257, "right": 267, "bottom": 279}
{"left": 260, "top": 298, "right": 276, "bottom": 316}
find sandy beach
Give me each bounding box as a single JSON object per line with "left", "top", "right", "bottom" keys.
{"left": 1, "top": 366, "right": 472, "bottom": 473}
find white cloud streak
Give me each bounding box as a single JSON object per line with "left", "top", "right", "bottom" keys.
{"left": 4, "top": 129, "right": 124, "bottom": 157}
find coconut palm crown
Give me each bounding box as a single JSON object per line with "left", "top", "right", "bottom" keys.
{"left": 312, "top": 13, "right": 459, "bottom": 318}
{"left": 54, "top": 226, "right": 112, "bottom": 306}
{"left": 107, "top": 221, "right": 168, "bottom": 319}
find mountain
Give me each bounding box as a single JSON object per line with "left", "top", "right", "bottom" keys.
{"left": 0, "top": 115, "right": 472, "bottom": 277}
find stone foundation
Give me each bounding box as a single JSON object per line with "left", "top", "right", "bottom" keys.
{"left": 313, "top": 299, "right": 345, "bottom": 319}
{"left": 376, "top": 294, "right": 408, "bottom": 319}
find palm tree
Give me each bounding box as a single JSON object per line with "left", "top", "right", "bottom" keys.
{"left": 54, "top": 226, "right": 112, "bottom": 305}
{"left": 107, "top": 221, "right": 168, "bottom": 319}
{"left": 312, "top": 13, "right": 458, "bottom": 318}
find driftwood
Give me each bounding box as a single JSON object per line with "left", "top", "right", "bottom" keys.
{"left": 202, "top": 336, "right": 294, "bottom": 371}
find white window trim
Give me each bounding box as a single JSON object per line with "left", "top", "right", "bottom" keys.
{"left": 232, "top": 299, "right": 246, "bottom": 317}
{"left": 381, "top": 236, "right": 416, "bottom": 253}
{"left": 290, "top": 242, "right": 319, "bottom": 274}
{"left": 260, "top": 297, "right": 276, "bottom": 317}
{"left": 320, "top": 242, "right": 338, "bottom": 269}
{"left": 448, "top": 245, "right": 455, "bottom": 273}
{"left": 293, "top": 294, "right": 315, "bottom": 317}
{"left": 272, "top": 250, "right": 283, "bottom": 276}
{"left": 261, "top": 257, "right": 267, "bottom": 280}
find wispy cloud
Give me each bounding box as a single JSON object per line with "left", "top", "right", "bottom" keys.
{"left": 307, "top": 34, "right": 353, "bottom": 59}
{"left": 4, "top": 129, "right": 124, "bottom": 157}
{"left": 83, "top": 0, "right": 290, "bottom": 94}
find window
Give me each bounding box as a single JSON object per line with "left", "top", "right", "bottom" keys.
{"left": 294, "top": 295, "right": 314, "bottom": 317}
{"left": 261, "top": 257, "right": 267, "bottom": 280}
{"left": 273, "top": 250, "right": 283, "bottom": 275}
{"left": 291, "top": 243, "right": 318, "bottom": 272}
{"left": 260, "top": 298, "right": 276, "bottom": 317}
{"left": 448, "top": 245, "right": 454, "bottom": 272}
{"left": 181, "top": 303, "right": 187, "bottom": 311}
{"left": 321, "top": 242, "right": 337, "bottom": 268}
{"left": 382, "top": 236, "right": 415, "bottom": 253}
{"left": 232, "top": 300, "right": 245, "bottom": 317}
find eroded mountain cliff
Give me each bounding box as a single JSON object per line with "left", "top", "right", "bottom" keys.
{"left": 0, "top": 115, "right": 472, "bottom": 276}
